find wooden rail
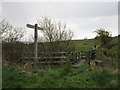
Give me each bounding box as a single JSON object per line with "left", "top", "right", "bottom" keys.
{"left": 20, "top": 51, "right": 81, "bottom": 65}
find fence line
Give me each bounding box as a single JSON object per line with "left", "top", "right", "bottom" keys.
{"left": 18, "top": 50, "right": 95, "bottom": 68}
{"left": 21, "top": 51, "right": 81, "bottom": 65}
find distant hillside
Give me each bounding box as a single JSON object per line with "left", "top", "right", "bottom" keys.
{"left": 72, "top": 36, "right": 118, "bottom": 52}
{"left": 71, "top": 39, "right": 95, "bottom": 52}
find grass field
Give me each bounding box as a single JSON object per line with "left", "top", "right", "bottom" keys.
{"left": 2, "top": 36, "right": 119, "bottom": 88}
{"left": 72, "top": 39, "right": 95, "bottom": 51}
{"left": 3, "top": 63, "right": 118, "bottom": 88}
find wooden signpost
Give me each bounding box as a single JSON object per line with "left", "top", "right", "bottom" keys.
{"left": 26, "top": 24, "right": 44, "bottom": 68}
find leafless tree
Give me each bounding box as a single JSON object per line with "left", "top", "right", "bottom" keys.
{"left": 37, "top": 17, "right": 74, "bottom": 52}
{"left": 0, "top": 19, "right": 25, "bottom": 43}
{"left": 0, "top": 19, "right": 25, "bottom": 61}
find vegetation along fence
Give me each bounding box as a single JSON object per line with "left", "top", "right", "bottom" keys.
{"left": 18, "top": 51, "right": 81, "bottom": 67}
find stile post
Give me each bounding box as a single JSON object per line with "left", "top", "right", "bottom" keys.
{"left": 26, "top": 23, "right": 44, "bottom": 68}
{"left": 34, "top": 24, "right": 38, "bottom": 68}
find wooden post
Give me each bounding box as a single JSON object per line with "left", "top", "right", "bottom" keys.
{"left": 88, "top": 51, "right": 91, "bottom": 65}
{"left": 26, "top": 23, "right": 44, "bottom": 68}
{"left": 34, "top": 24, "right": 38, "bottom": 68}
{"left": 78, "top": 51, "right": 80, "bottom": 60}
{"left": 76, "top": 52, "right": 77, "bottom": 60}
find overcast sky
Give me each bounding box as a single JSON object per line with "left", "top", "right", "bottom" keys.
{"left": 1, "top": 1, "right": 118, "bottom": 41}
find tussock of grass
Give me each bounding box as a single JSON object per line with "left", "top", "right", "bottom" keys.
{"left": 3, "top": 63, "right": 118, "bottom": 88}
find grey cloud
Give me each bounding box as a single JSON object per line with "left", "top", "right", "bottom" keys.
{"left": 2, "top": 2, "right": 118, "bottom": 39}
{"left": 3, "top": 2, "right": 117, "bottom": 18}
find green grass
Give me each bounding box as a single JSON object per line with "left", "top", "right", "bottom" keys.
{"left": 72, "top": 39, "right": 95, "bottom": 51}
{"left": 3, "top": 63, "right": 118, "bottom": 88}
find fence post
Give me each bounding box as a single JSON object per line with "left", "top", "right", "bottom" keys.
{"left": 76, "top": 51, "right": 77, "bottom": 60}
{"left": 78, "top": 51, "right": 80, "bottom": 60}
{"left": 88, "top": 51, "right": 91, "bottom": 65}
{"left": 22, "top": 52, "right": 25, "bottom": 64}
